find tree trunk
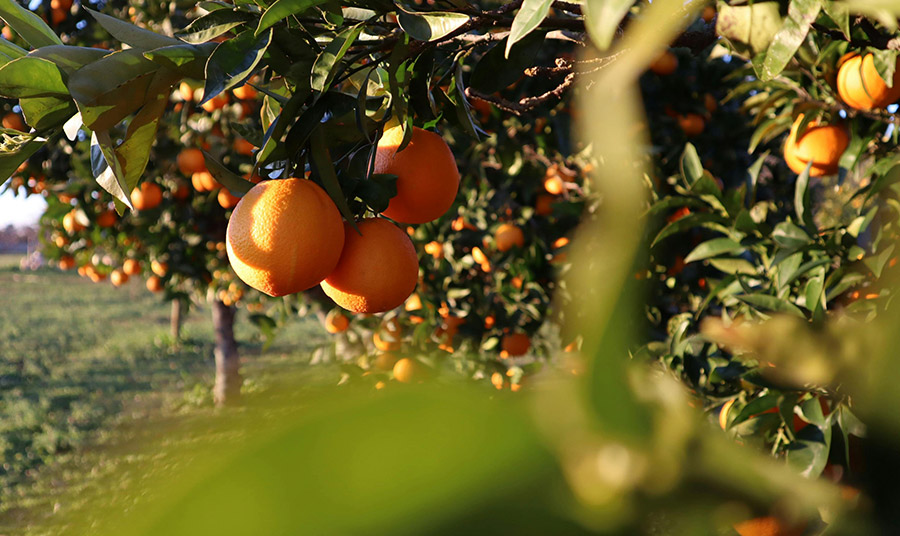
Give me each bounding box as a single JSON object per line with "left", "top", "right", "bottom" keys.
{"left": 170, "top": 298, "right": 184, "bottom": 341}
{"left": 212, "top": 299, "right": 241, "bottom": 406}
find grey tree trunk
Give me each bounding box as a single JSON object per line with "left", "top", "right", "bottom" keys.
{"left": 170, "top": 298, "right": 184, "bottom": 341}
{"left": 212, "top": 299, "right": 241, "bottom": 406}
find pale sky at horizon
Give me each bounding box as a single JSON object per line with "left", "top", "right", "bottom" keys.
{"left": 0, "top": 189, "right": 46, "bottom": 228}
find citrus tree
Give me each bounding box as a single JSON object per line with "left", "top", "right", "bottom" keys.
{"left": 6, "top": 0, "right": 900, "bottom": 533}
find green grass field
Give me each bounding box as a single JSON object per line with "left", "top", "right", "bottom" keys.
{"left": 0, "top": 254, "right": 335, "bottom": 535}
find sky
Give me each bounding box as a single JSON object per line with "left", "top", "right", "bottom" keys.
{"left": 0, "top": 189, "right": 47, "bottom": 228}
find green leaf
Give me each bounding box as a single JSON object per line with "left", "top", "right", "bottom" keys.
{"left": 786, "top": 420, "right": 831, "bottom": 478}
{"left": 651, "top": 212, "right": 729, "bottom": 247}
{"left": 68, "top": 49, "right": 159, "bottom": 131}
{"left": 28, "top": 45, "right": 108, "bottom": 76}
{"left": 397, "top": 10, "right": 470, "bottom": 42}
{"left": 86, "top": 8, "right": 182, "bottom": 51}
{"left": 202, "top": 151, "right": 255, "bottom": 195}
{"left": 0, "top": 0, "right": 63, "bottom": 48}
{"left": 685, "top": 237, "right": 745, "bottom": 263}
{"left": 708, "top": 258, "right": 758, "bottom": 275}
{"left": 176, "top": 9, "right": 253, "bottom": 45}
{"left": 715, "top": 2, "right": 782, "bottom": 57}
{"left": 760, "top": 0, "right": 820, "bottom": 80}
{"left": 582, "top": 0, "right": 632, "bottom": 51}
{"left": 0, "top": 131, "right": 46, "bottom": 180}
{"left": 19, "top": 96, "right": 76, "bottom": 130}
{"left": 0, "top": 35, "right": 25, "bottom": 61}
{"left": 91, "top": 130, "right": 133, "bottom": 210}
{"left": 794, "top": 160, "right": 813, "bottom": 229}
{"left": 0, "top": 56, "right": 69, "bottom": 98}
{"left": 823, "top": 1, "right": 850, "bottom": 39}
{"left": 257, "top": 0, "right": 329, "bottom": 37}
{"left": 310, "top": 24, "right": 362, "bottom": 92}
{"left": 505, "top": 0, "right": 552, "bottom": 57}
{"left": 736, "top": 294, "right": 806, "bottom": 318}
{"left": 870, "top": 48, "right": 899, "bottom": 88}
{"left": 772, "top": 221, "right": 811, "bottom": 249}
{"left": 202, "top": 29, "right": 271, "bottom": 104}
{"left": 680, "top": 143, "right": 704, "bottom": 186}
{"left": 144, "top": 43, "right": 217, "bottom": 80}
{"left": 309, "top": 132, "right": 358, "bottom": 232}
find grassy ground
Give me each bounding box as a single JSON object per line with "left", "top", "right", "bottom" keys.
{"left": 0, "top": 254, "right": 335, "bottom": 535}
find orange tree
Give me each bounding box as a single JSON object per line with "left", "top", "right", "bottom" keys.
{"left": 6, "top": 0, "right": 900, "bottom": 532}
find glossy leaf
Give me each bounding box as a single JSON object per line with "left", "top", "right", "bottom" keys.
{"left": 257, "top": 0, "right": 329, "bottom": 37}
{"left": 86, "top": 8, "right": 182, "bottom": 51}
{"left": 0, "top": 56, "right": 69, "bottom": 98}
{"left": 685, "top": 237, "right": 745, "bottom": 263}
{"left": 397, "top": 10, "right": 469, "bottom": 42}
{"left": 176, "top": 9, "right": 253, "bottom": 45}
{"left": 310, "top": 25, "right": 362, "bottom": 92}
{"left": 0, "top": 0, "right": 62, "bottom": 48}
{"left": 505, "top": 0, "right": 552, "bottom": 57}
{"left": 203, "top": 151, "right": 255, "bottom": 195}
{"left": 582, "top": 0, "right": 632, "bottom": 51}
{"left": 760, "top": 0, "right": 819, "bottom": 80}
{"left": 202, "top": 29, "right": 271, "bottom": 104}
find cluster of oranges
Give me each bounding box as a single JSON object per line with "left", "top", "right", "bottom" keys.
{"left": 226, "top": 124, "right": 460, "bottom": 315}
{"left": 784, "top": 51, "right": 900, "bottom": 176}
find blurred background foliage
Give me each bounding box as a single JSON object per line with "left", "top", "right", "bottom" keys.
{"left": 4, "top": 0, "right": 900, "bottom": 534}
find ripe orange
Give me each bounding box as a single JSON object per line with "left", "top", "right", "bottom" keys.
{"left": 535, "top": 193, "right": 554, "bottom": 216}
{"left": 192, "top": 170, "right": 220, "bottom": 192}
{"left": 678, "top": 113, "right": 705, "bottom": 137}
{"left": 320, "top": 218, "right": 418, "bottom": 313}
{"left": 62, "top": 210, "right": 85, "bottom": 234}
{"left": 232, "top": 83, "right": 258, "bottom": 100}
{"left": 177, "top": 148, "right": 206, "bottom": 176}
{"left": 701, "top": 5, "right": 715, "bottom": 23}
{"left": 50, "top": 0, "right": 72, "bottom": 10}
{"left": 233, "top": 138, "right": 255, "bottom": 156}
{"left": 451, "top": 216, "right": 476, "bottom": 232}
{"left": 110, "top": 268, "right": 129, "bottom": 287}
{"left": 325, "top": 310, "right": 350, "bottom": 334}
{"left": 544, "top": 174, "right": 565, "bottom": 195}
{"left": 649, "top": 51, "right": 678, "bottom": 76}
{"left": 837, "top": 53, "right": 900, "bottom": 110}
{"left": 703, "top": 93, "right": 717, "bottom": 114}
{"left": 2, "top": 112, "right": 25, "bottom": 131}
{"left": 58, "top": 255, "right": 75, "bottom": 270}
{"left": 501, "top": 333, "right": 530, "bottom": 358}
{"left": 732, "top": 516, "right": 806, "bottom": 536}
{"left": 373, "top": 331, "right": 402, "bottom": 351}
{"left": 201, "top": 92, "right": 229, "bottom": 112}
{"left": 151, "top": 260, "right": 168, "bottom": 277}
{"left": 226, "top": 178, "right": 345, "bottom": 297}
{"left": 374, "top": 352, "right": 399, "bottom": 371}
{"left": 96, "top": 209, "right": 116, "bottom": 228}
{"left": 783, "top": 114, "right": 849, "bottom": 177}
{"left": 423, "top": 241, "right": 443, "bottom": 259}
{"left": 217, "top": 188, "right": 240, "bottom": 209}
{"left": 172, "top": 182, "right": 190, "bottom": 201}
{"left": 373, "top": 125, "right": 460, "bottom": 224}
{"left": 54, "top": 235, "right": 68, "bottom": 248}
{"left": 123, "top": 259, "right": 141, "bottom": 276}
{"left": 178, "top": 81, "right": 195, "bottom": 102}
{"left": 491, "top": 372, "right": 506, "bottom": 390}
{"left": 495, "top": 223, "right": 524, "bottom": 252}
{"left": 393, "top": 357, "right": 423, "bottom": 383}
{"left": 146, "top": 275, "right": 163, "bottom": 292}
{"left": 471, "top": 246, "right": 489, "bottom": 265}
{"left": 131, "top": 182, "right": 163, "bottom": 210}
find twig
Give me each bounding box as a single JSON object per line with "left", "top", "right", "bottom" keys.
{"left": 465, "top": 72, "right": 575, "bottom": 116}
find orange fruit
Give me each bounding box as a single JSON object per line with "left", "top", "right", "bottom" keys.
{"left": 50, "top": 7, "right": 66, "bottom": 24}
{"left": 123, "top": 259, "right": 141, "bottom": 276}
{"left": 649, "top": 51, "right": 678, "bottom": 76}
{"left": 405, "top": 293, "right": 423, "bottom": 311}
{"left": 325, "top": 309, "right": 350, "bottom": 334}
{"left": 535, "top": 193, "right": 554, "bottom": 216}
{"left": 201, "top": 92, "right": 229, "bottom": 112}
{"left": 192, "top": 170, "right": 220, "bottom": 192}
{"left": 226, "top": 178, "right": 345, "bottom": 297}
{"left": 732, "top": 516, "right": 806, "bottom": 536}
{"left": 783, "top": 114, "right": 849, "bottom": 177}
{"left": 146, "top": 275, "right": 163, "bottom": 292}
{"left": 178, "top": 81, "right": 195, "bottom": 102}
{"left": 62, "top": 210, "right": 85, "bottom": 234}
{"left": 373, "top": 352, "right": 399, "bottom": 371}
{"left": 177, "top": 148, "right": 206, "bottom": 176}
{"left": 96, "top": 209, "right": 116, "bottom": 228}
{"left": 233, "top": 138, "right": 255, "bottom": 156}
{"left": 501, "top": 333, "right": 530, "bottom": 358}
{"left": 2, "top": 112, "right": 25, "bottom": 131}
{"left": 703, "top": 93, "right": 717, "bottom": 114}
{"left": 495, "top": 223, "right": 524, "bottom": 252}
{"left": 451, "top": 216, "right": 476, "bottom": 232}
{"left": 423, "top": 241, "right": 443, "bottom": 259}
{"left": 491, "top": 372, "right": 506, "bottom": 390}
{"left": 151, "top": 260, "right": 168, "bottom": 277}
{"left": 393, "top": 358, "right": 423, "bottom": 383}
{"left": 701, "top": 5, "right": 715, "bottom": 22}
{"left": 172, "top": 182, "right": 190, "bottom": 201}
{"left": 232, "top": 83, "right": 258, "bottom": 100}
{"left": 678, "top": 113, "right": 705, "bottom": 137}
{"left": 837, "top": 53, "right": 900, "bottom": 110}
{"left": 373, "top": 331, "right": 402, "bottom": 351}
{"left": 373, "top": 125, "right": 460, "bottom": 224}
{"left": 54, "top": 235, "right": 68, "bottom": 248}
{"left": 544, "top": 175, "right": 565, "bottom": 195}
{"left": 58, "top": 255, "right": 75, "bottom": 270}
{"left": 50, "top": 0, "right": 72, "bottom": 10}
{"left": 320, "top": 218, "right": 418, "bottom": 313}
{"left": 131, "top": 182, "right": 163, "bottom": 210}
{"left": 472, "top": 246, "right": 489, "bottom": 265}
{"left": 110, "top": 268, "right": 129, "bottom": 287}
{"left": 217, "top": 188, "right": 241, "bottom": 209}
